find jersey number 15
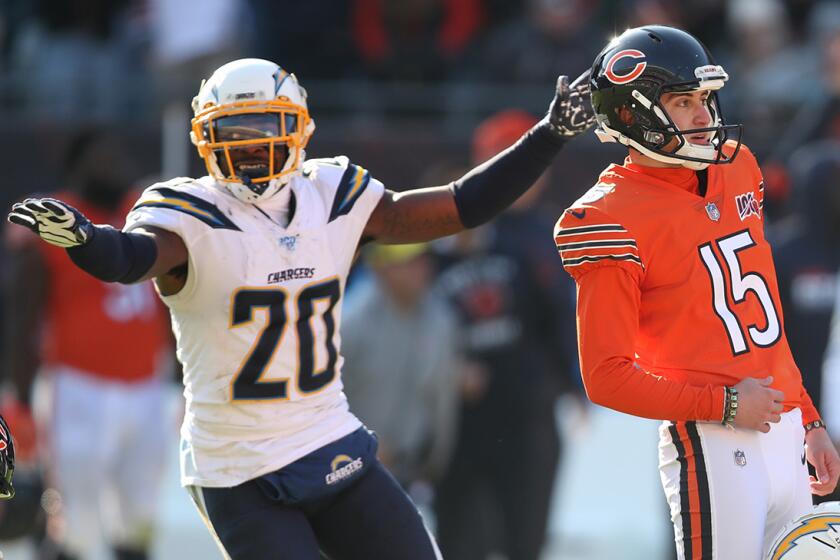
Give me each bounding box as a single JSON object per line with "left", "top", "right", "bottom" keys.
{"left": 699, "top": 230, "right": 781, "bottom": 356}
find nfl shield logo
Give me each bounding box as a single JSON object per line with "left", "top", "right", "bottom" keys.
{"left": 705, "top": 202, "right": 721, "bottom": 222}
{"left": 734, "top": 449, "right": 747, "bottom": 467}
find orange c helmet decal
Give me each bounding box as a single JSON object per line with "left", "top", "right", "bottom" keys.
{"left": 605, "top": 49, "right": 647, "bottom": 85}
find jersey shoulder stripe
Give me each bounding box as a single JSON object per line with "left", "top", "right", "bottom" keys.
{"left": 328, "top": 163, "right": 371, "bottom": 222}
{"left": 132, "top": 185, "right": 241, "bottom": 231}
{"left": 554, "top": 206, "right": 643, "bottom": 277}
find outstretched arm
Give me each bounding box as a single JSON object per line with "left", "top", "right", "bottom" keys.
{"left": 7, "top": 198, "right": 187, "bottom": 285}
{"left": 363, "top": 71, "right": 595, "bottom": 243}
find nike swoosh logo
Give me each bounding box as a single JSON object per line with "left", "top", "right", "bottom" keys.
{"left": 567, "top": 209, "right": 586, "bottom": 219}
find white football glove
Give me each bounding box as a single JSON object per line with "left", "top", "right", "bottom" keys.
{"left": 545, "top": 69, "right": 596, "bottom": 138}
{"left": 7, "top": 198, "right": 94, "bottom": 248}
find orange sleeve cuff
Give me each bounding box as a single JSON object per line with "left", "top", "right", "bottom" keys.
{"left": 798, "top": 385, "right": 821, "bottom": 426}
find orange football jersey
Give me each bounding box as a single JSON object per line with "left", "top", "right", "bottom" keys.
{"left": 28, "top": 192, "right": 168, "bottom": 382}
{"left": 554, "top": 143, "right": 818, "bottom": 425}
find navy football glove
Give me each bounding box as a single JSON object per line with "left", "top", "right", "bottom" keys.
{"left": 545, "top": 69, "right": 596, "bottom": 138}
{"left": 7, "top": 198, "right": 95, "bottom": 248}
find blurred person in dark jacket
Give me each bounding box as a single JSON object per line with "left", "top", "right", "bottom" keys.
{"left": 432, "top": 110, "right": 581, "bottom": 560}
{"left": 772, "top": 142, "right": 840, "bottom": 418}
{"left": 772, "top": 4, "right": 840, "bottom": 154}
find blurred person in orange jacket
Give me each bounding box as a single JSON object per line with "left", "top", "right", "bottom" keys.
{"left": 3, "top": 128, "right": 173, "bottom": 560}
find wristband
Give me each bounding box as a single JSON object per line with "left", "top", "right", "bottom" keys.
{"left": 804, "top": 419, "right": 826, "bottom": 433}
{"left": 722, "top": 386, "right": 739, "bottom": 427}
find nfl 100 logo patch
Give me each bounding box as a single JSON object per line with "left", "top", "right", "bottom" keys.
{"left": 735, "top": 192, "right": 761, "bottom": 221}
{"left": 279, "top": 235, "right": 298, "bottom": 251}
{"left": 734, "top": 449, "right": 747, "bottom": 467}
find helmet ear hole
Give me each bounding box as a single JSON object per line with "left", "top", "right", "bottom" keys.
{"left": 618, "top": 105, "right": 635, "bottom": 126}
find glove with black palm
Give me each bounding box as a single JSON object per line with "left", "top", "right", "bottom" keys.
{"left": 544, "top": 69, "right": 596, "bottom": 139}
{"left": 7, "top": 198, "right": 94, "bottom": 248}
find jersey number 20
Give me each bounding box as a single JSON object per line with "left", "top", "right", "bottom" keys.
{"left": 699, "top": 230, "right": 781, "bottom": 355}
{"left": 230, "top": 279, "right": 340, "bottom": 400}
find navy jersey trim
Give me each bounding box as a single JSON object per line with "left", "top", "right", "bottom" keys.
{"left": 133, "top": 187, "right": 241, "bottom": 231}
{"left": 685, "top": 422, "right": 713, "bottom": 560}
{"left": 556, "top": 239, "right": 638, "bottom": 251}
{"left": 554, "top": 224, "right": 627, "bottom": 237}
{"left": 329, "top": 164, "right": 371, "bottom": 223}
{"left": 561, "top": 254, "right": 643, "bottom": 267}
{"left": 669, "top": 423, "right": 694, "bottom": 560}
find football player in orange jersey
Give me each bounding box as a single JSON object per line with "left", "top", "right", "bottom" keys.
{"left": 554, "top": 25, "right": 840, "bottom": 560}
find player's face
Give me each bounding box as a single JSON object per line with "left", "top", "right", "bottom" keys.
{"left": 211, "top": 113, "right": 291, "bottom": 181}
{"left": 660, "top": 90, "right": 714, "bottom": 146}
{"left": 223, "top": 144, "right": 289, "bottom": 181}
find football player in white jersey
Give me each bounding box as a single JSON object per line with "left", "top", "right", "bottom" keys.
{"left": 7, "top": 58, "right": 594, "bottom": 559}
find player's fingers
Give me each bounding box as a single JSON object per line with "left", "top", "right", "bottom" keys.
{"left": 7, "top": 212, "right": 37, "bottom": 230}
{"left": 771, "top": 401, "right": 784, "bottom": 413}
{"left": 829, "top": 468, "right": 840, "bottom": 491}
{"left": 24, "top": 203, "right": 60, "bottom": 221}
{"left": 10, "top": 203, "right": 36, "bottom": 220}
{"left": 815, "top": 454, "right": 830, "bottom": 482}
{"left": 555, "top": 75, "right": 570, "bottom": 97}
{"left": 767, "top": 413, "right": 782, "bottom": 424}
{"left": 768, "top": 388, "right": 785, "bottom": 402}
{"left": 22, "top": 199, "right": 51, "bottom": 214}
{"left": 809, "top": 475, "right": 832, "bottom": 496}
{"left": 758, "top": 422, "right": 771, "bottom": 433}
{"left": 40, "top": 199, "right": 69, "bottom": 216}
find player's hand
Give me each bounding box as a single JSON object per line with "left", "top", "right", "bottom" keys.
{"left": 805, "top": 427, "right": 840, "bottom": 496}
{"left": 544, "top": 69, "right": 596, "bottom": 138}
{"left": 732, "top": 376, "right": 784, "bottom": 433}
{"left": 7, "top": 197, "right": 94, "bottom": 248}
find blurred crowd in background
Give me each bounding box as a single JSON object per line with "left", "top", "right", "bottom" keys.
{"left": 1, "top": 0, "right": 840, "bottom": 559}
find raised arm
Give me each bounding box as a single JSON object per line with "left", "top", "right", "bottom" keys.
{"left": 363, "top": 71, "right": 595, "bottom": 244}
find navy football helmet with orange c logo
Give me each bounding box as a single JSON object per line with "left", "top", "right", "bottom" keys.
{"left": 590, "top": 25, "right": 743, "bottom": 170}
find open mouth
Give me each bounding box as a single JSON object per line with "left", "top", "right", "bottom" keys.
{"left": 236, "top": 161, "right": 269, "bottom": 171}
{"left": 688, "top": 135, "right": 711, "bottom": 145}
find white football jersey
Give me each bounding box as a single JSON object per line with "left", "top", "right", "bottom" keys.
{"left": 124, "top": 157, "right": 385, "bottom": 487}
